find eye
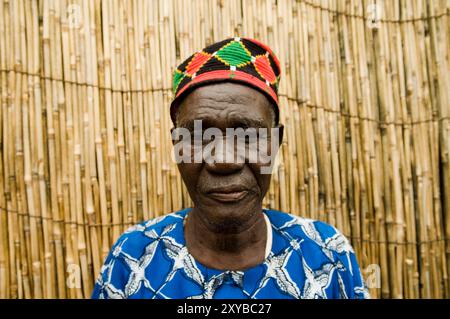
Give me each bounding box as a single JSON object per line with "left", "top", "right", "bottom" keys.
{"left": 202, "top": 135, "right": 215, "bottom": 144}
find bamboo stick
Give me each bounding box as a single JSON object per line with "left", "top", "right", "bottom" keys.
{"left": 0, "top": 0, "right": 449, "bottom": 299}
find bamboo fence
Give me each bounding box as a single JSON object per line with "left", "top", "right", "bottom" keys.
{"left": 0, "top": 0, "right": 449, "bottom": 299}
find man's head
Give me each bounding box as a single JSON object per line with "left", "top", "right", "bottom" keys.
{"left": 170, "top": 38, "right": 283, "bottom": 232}
{"left": 173, "top": 82, "right": 283, "bottom": 231}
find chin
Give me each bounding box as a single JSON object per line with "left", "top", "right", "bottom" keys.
{"left": 196, "top": 195, "right": 261, "bottom": 232}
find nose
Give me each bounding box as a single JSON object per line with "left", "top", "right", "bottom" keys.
{"left": 205, "top": 160, "right": 244, "bottom": 175}
{"left": 203, "top": 139, "right": 245, "bottom": 175}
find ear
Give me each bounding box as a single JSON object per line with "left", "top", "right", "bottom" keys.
{"left": 170, "top": 127, "right": 176, "bottom": 146}
{"left": 277, "top": 124, "right": 284, "bottom": 147}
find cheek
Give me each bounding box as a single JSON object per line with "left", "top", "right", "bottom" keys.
{"left": 177, "top": 163, "right": 203, "bottom": 190}
{"left": 248, "top": 163, "right": 272, "bottom": 196}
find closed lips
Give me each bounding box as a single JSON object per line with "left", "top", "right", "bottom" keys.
{"left": 206, "top": 186, "right": 249, "bottom": 202}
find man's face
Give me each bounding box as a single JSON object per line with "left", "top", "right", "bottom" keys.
{"left": 173, "top": 82, "right": 282, "bottom": 232}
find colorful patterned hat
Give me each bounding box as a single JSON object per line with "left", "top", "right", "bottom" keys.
{"left": 171, "top": 37, "right": 281, "bottom": 123}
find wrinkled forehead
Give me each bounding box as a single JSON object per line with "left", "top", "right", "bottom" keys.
{"left": 176, "top": 82, "right": 274, "bottom": 129}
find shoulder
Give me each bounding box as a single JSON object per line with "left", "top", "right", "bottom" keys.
{"left": 124, "top": 208, "right": 189, "bottom": 234}
{"left": 265, "top": 209, "right": 368, "bottom": 297}
{"left": 264, "top": 208, "right": 354, "bottom": 256}
{"left": 110, "top": 208, "right": 189, "bottom": 258}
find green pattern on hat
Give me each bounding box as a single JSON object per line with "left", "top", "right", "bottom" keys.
{"left": 215, "top": 41, "right": 252, "bottom": 67}
{"left": 172, "top": 70, "right": 184, "bottom": 94}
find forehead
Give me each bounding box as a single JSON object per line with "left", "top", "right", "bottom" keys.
{"left": 176, "top": 82, "right": 273, "bottom": 127}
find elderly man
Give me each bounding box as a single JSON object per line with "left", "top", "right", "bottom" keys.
{"left": 92, "top": 38, "right": 369, "bottom": 299}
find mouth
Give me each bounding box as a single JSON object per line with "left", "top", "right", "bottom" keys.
{"left": 205, "top": 186, "right": 249, "bottom": 203}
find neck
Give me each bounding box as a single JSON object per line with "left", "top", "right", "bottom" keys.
{"left": 184, "top": 206, "right": 268, "bottom": 270}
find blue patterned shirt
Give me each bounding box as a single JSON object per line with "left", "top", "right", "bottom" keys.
{"left": 92, "top": 208, "right": 370, "bottom": 299}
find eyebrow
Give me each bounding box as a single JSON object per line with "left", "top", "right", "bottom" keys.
{"left": 177, "top": 117, "right": 216, "bottom": 131}
{"left": 178, "top": 117, "right": 270, "bottom": 131}
{"left": 231, "top": 117, "right": 269, "bottom": 128}
{"left": 177, "top": 120, "right": 194, "bottom": 131}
